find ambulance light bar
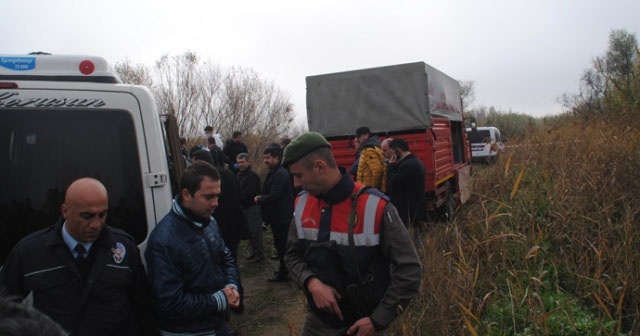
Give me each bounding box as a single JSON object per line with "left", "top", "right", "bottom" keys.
{"left": 0, "top": 54, "right": 122, "bottom": 83}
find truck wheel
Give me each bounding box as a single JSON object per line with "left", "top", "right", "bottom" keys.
{"left": 437, "top": 182, "right": 456, "bottom": 222}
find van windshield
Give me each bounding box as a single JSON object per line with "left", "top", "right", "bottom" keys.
{"left": 0, "top": 109, "right": 146, "bottom": 264}
{"left": 467, "top": 130, "right": 491, "bottom": 143}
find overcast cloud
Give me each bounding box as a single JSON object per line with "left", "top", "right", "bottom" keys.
{"left": 3, "top": 0, "right": 639, "bottom": 123}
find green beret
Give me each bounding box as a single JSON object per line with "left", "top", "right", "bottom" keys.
{"left": 282, "top": 132, "right": 331, "bottom": 167}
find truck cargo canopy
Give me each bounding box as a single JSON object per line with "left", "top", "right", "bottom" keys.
{"left": 306, "top": 62, "right": 462, "bottom": 137}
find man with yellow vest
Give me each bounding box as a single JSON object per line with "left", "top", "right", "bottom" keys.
{"left": 283, "top": 132, "right": 422, "bottom": 336}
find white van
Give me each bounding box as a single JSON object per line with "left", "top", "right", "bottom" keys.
{"left": 0, "top": 54, "right": 183, "bottom": 265}
{"left": 465, "top": 126, "right": 504, "bottom": 163}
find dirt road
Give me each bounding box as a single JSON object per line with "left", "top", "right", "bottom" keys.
{"left": 228, "top": 237, "right": 306, "bottom": 336}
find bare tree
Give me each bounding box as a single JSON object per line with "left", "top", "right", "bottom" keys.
{"left": 114, "top": 59, "right": 153, "bottom": 86}
{"left": 149, "top": 52, "right": 294, "bottom": 147}
{"left": 114, "top": 51, "right": 295, "bottom": 153}
{"left": 153, "top": 52, "right": 217, "bottom": 138}
{"left": 459, "top": 80, "right": 475, "bottom": 111}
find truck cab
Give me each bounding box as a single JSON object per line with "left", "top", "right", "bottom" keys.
{"left": 0, "top": 54, "right": 182, "bottom": 265}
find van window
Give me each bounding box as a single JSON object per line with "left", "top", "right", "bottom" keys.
{"left": 0, "top": 109, "right": 147, "bottom": 264}
{"left": 467, "top": 130, "right": 491, "bottom": 143}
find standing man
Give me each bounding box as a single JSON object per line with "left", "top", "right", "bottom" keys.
{"left": 180, "top": 137, "right": 191, "bottom": 167}
{"left": 191, "top": 150, "right": 246, "bottom": 315}
{"left": 236, "top": 152, "right": 264, "bottom": 262}
{"left": 348, "top": 137, "right": 361, "bottom": 179}
{"left": 354, "top": 127, "right": 386, "bottom": 192}
{"left": 254, "top": 146, "right": 293, "bottom": 282}
{"left": 145, "top": 162, "right": 240, "bottom": 336}
{"left": 204, "top": 125, "right": 224, "bottom": 149}
{"left": 207, "top": 137, "right": 226, "bottom": 167}
{"left": 0, "top": 178, "right": 156, "bottom": 335}
{"left": 282, "top": 132, "right": 422, "bottom": 335}
{"left": 380, "top": 138, "right": 394, "bottom": 163}
{"left": 191, "top": 150, "right": 246, "bottom": 262}
{"left": 386, "top": 138, "right": 427, "bottom": 228}
{"left": 223, "top": 131, "right": 248, "bottom": 173}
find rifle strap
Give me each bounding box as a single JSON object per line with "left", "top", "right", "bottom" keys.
{"left": 348, "top": 185, "right": 370, "bottom": 285}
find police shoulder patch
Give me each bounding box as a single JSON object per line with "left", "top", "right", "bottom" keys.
{"left": 111, "top": 242, "right": 126, "bottom": 264}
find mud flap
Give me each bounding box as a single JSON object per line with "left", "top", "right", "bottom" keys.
{"left": 456, "top": 164, "right": 472, "bottom": 205}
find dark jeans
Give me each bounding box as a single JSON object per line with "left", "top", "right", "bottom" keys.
{"left": 226, "top": 238, "right": 239, "bottom": 263}
{"left": 269, "top": 220, "right": 290, "bottom": 274}
{"left": 244, "top": 205, "right": 263, "bottom": 259}
{"left": 216, "top": 322, "right": 231, "bottom": 336}
{"left": 223, "top": 239, "right": 244, "bottom": 312}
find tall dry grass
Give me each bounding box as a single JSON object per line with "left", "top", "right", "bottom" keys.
{"left": 394, "top": 112, "right": 640, "bottom": 335}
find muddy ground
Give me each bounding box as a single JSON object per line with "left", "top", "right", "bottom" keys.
{"left": 228, "top": 231, "right": 307, "bottom": 336}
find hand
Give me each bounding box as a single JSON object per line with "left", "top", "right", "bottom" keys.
{"left": 306, "top": 277, "right": 343, "bottom": 321}
{"left": 223, "top": 286, "right": 240, "bottom": 309}
{"left": 389, "top": 154, "right": 397, "bottom": 164}
{"left": 347, "top": 317, "right": 377, "bottom": 336}
{"left": 254, "top": 195, "right": 260, "bottom": 204}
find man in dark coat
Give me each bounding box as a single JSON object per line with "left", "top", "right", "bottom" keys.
{"left": 223, "top": 131, "right": 248, "bottom": 173}
{"left": 0, "top": 178, "right": 157, "bottom": 335}
{"left": 236, "top": 152, "right": 263, "bottom": 262}
{"left": 386, "top": 138, "right": 426, "bottom": 228}
{"left": 255, "top": 146, "right": 293, "bottom": 282}
{"left": 207, "top": 137, "right": 226, "bottom": 168}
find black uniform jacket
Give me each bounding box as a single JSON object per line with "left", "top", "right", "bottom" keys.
{"left": 386, "top": 152, "right": 427, "bottom": 226}
{"left": 257, "top": 163, "right": 293, "bottom": 224}
{"left": 0, "top": 219, "right": 156, "bottom": 336}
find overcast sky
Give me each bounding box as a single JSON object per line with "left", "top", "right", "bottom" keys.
{"left": 3, "top": 0, "right": 639, "bottom": 124}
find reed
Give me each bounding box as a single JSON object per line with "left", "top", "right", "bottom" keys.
{"left": 394, "top": 111, "right": 640, "bottom": 335}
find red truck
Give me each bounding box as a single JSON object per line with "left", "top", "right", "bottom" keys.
{"left": 306, "top": 62, "right": 471, "bottom": 220}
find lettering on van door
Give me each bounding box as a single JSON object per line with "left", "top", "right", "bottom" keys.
{"left": 0, "top": 91, "right": 106, "bottom": 108}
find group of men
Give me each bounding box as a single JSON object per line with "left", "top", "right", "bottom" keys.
{"left": 351, "top": 126, "right": 427, "bottom": 228}
{"left": 0, "top": 127, "right": 423, "bottom": 336}
{"left": 190, "top": 126, "right": 249, "bottom": 173}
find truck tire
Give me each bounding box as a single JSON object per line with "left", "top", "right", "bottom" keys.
{"left": 438, "top": 181, "right": 456, "bottom": 222}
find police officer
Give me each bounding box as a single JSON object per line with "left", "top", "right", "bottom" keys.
{"left": 283, "top": 132, "right": 422, "bottom": 336}
{"left": 0, "top": 178, "right": 156, "bottom": 335}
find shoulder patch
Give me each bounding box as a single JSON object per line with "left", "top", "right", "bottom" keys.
{"left": 111, "top": 242, "right": 126, "bottom": 263}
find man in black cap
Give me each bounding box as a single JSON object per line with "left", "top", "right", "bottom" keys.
{"left": 283, "top": 132, "right": 422, "bottom": 335}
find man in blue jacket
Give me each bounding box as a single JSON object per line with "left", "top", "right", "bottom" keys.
{"left": 145, "top": 162, "right": 240, "bottom": 336}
